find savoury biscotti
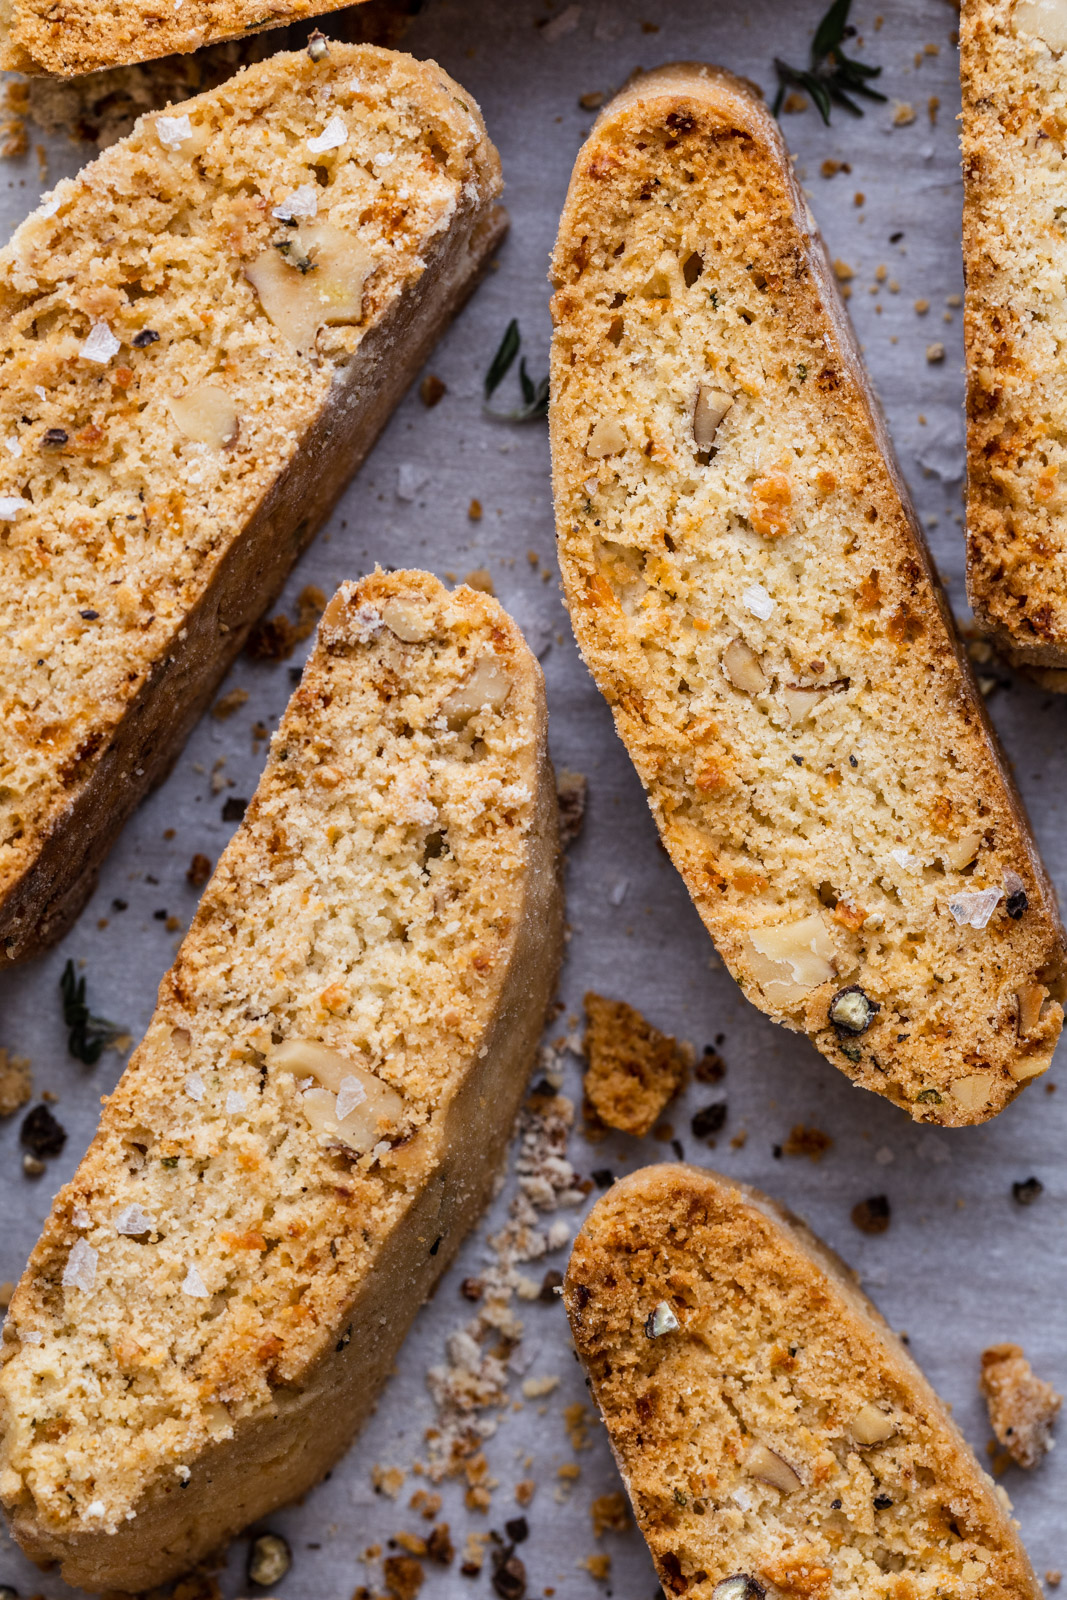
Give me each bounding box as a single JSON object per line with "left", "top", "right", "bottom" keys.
{"left": 0, "top": 570, "right": 563, "bottom": 1593}
{"left": 549, "top": 63, "right": 1066, "bottom": 1125}
{"left": 962, "top": 0, "right": 1067, "bottom": 681}
{"left": 0, "top": 43, "right": 505, "bottom": 967}
{"left": 565, "top": 1164, "right": 1042, "bottom": 1600}
{"left": 0, "top": 0, "right": 369, "bottom": 77}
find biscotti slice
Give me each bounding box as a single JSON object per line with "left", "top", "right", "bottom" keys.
{"left": 565, "top": 1164, "right": 1042, "bottom": 1600}
{"left": 0, "top": 44, "right": 505, "bottom": 968}
{"left": 0, "top": 0, "right": 372, "bottom": 77}
{"left": 0, "top": 569, "right": 563, "bottom": 1594}
{"left": 549, "top": 63, "right": 1066, "bottom": 1125}
{"left": 961, "top": 0, "right": 1067, "bottom": 682}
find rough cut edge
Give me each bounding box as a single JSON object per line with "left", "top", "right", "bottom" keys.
{"left": 549, "top": 61, "right": 1067, "bottom": 1123}
{"left": 0, "top": 0, "right": 376, "bottom": 77}
{"left": 0, "top": 53, "right": 507, "bottom": 968}
{"left": 1, "top": 571, "right": 565, "bottom": 1592}
{"left": 564, "top": 1163, "right": 1043, "bottom": 1600}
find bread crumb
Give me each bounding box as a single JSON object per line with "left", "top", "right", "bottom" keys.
{"left": 245, "top": 584, "right": 326, "bottom": 663}
{"left": 464, "top": 568, "right": 494, "bottom": 594}
{"left": 515, "top": 1478, "right": 536, "bottom": 1506}
{"left": 1047, "top": 1572, "right": 1062, "bottom": 1588}
{"left": 409, "top": 1489, "right": 442, "bottom": 1520}
{"left": 563, "top": 1401, "right": 590, "bottom": 1451}
{"left": 468, "top": 498, "right": 483, "bottom": 521}
{"left": 211, "top": 686, "right": 248, "bottom": 720}
{"left": 0, "top": 1049, "right": 32, "bottom": 1117}
{"left": 980, "top": 1344, "right": 1062, "bottom": 1468}
{"left": 926, "top": 342, "right": 946, "bottom": 364}
{"left": 781, "top": 91, "right": 808, "bottom": 114}
{"left": 419, "top": 374, "right": 447, "bottom": 408}
{"left": 590, "top": 1491, "right": 629, "bottom": 1538}
{"left": 372, "top": 1465, "right": 407, "bottom": 1499}
{"left": 581, "top": 1553, "right": 612, "bottom": 1580}
{"left": 521, "top": 1374, "right": 559, "bottom": 1398}
{"left": 833, "top": 259, "right": 855, "bottom": 283}
{"left": 383, "top": 1553, "right": 424, "bottom": 1600}
{"left": 0, "top": 1280, "right": 14, "bottom": 1309}
{"left": 582, "top": 992, "right": 690, "bottom": 1136}
{"left": 893, "top": 102, "right": 916, "bottom": 126}
{"left": 782, "top": 1123, "right": 834, "bottom": 1162}
{"left": 556, "top": 769, "right": 588, "bottom": 847}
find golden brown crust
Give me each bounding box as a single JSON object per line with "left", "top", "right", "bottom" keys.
{"left": 549, "top": 62, "right": 1067, "bottom": 1124}
{"left": 0, "top": 46, "right": 506, "bottom": 967}
{"left": 0, "top": 0, "right": 372, "bottom": 76}
{"left": 565, "top": 1164, "right": 1042, "bottom": 1600}
{"left": 962, "top": 0, "right": 1067, "bottom": 671}
{"left": 0, "top": 571, "right": 564, "bottom": 1592}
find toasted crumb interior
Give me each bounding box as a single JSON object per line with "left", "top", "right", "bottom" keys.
{"left": 566, "top": 1166, "right": 1039, "bottom": 1600}
{"left": 963, "top": 2, "right": 1067, "bottom": 662}
{"left": 0, "top": 45, "right": 495, "bottom": 915}
{"left": 0, "top": 572, "right": 545, "bottom": 1532}
{"left": 550, "top": 70, "right": 1065, "bottom": 1120}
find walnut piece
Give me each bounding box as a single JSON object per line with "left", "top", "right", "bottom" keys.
{"left": 271, "top": 1039, "right": 405, "bottom": 1153}
{"left": 586, "top": 417, "right": 627, "bottom": 458}
{"left": 381, "top": 597, "right": 434, "bottom": 643}
{"left": 744, "top": 915, "right": 838, "bottom": 1006}
{"left": 851, "top": 1403, "right": 896, "bottom": 1446}
{"left": 441, "top": 655, "right": 511, "bottom": 725}
{"left": 167, "top": 385, "right": 238, "bottom": 448}
{"left": 744, "top": 1443, "right": 802, "bottom": 1493}
{"left": 693, "top": 384, "right": 733, "bottom": 450}
{"left": 722, "top": 638, "right": 766, "bottom": 695}
{"left": 1014, "top": 0, "right": 1067, "bottom": 50}
{"left": 246, "top": 221, "right": 374, "bottom": 354}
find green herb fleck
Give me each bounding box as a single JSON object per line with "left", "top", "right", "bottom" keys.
{"left": 60, "top": 960, "right": 121, "bottom": 1065}
{"left": 483, "top": 319, "right": 549, "bottom": 422}
{"left": 772, "top": 0, "right": 886, "bottom": 125}
{"left": 916, "top": 1088, "right": 943, "bottom": 1104}
{"left": 709, "top": 289, "right": 718, "bottom": 308}
{"left": 673, "top": 1488, "right": 687, "bottom": 1506}
{"left": 161, "top": 1156, "right": 179, "bottom": 1168}
{"left": 797, "top": 362, "right": 808, "bottom": 381}
{"left": 841, "top": 1044, "right": 862, "bottom": 1063}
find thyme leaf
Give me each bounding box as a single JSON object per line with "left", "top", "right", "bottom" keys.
{"left": 483, "top": 320, "right": 549, "bottom": 422}
{"left": 772, "top": 0, "right": 886, "bottom": 125}
{"left": 60, "top": 959, "right": 121, "bottom": 1065}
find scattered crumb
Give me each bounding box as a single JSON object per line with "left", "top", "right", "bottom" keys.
{"left": 383, "top": 1554, "right": 424, "bottom": 1600}
{"left": 372, "top": 1465, "right": 407, "bottom": 1499}
{"left": 0, "top": 1049, "right": 32, "bottom": 1117}
{"left": 579, "top": 91, "right": 605, "bottom": 110}
{"left": 833, "top": 258, "right": 855, "bottom": 283}
{"left": 1047, "top": 1572, "right": 1062, "bottom": 1588}
{"left": 425, "top": 1524, "right": 454, "bottom": 1565}
{"left": 464, "top": 568, "right": 494, "bottom": 594}
{"left": 409, "top": 1490, "right": 442, "bottom": 1520}
{"left": 851, "top": 1194, "right": 891, "bottom": 1235}
{"left": 460, "top": 1531, "right": 489, "bottom": 1576}
{"left": 556, "top": 770, "right": 588, "bottom": 847}
{"left": 186, "top": 853, "right": 212, "bottom": 889}
{"left": 781, "top": 91, "right": 808, "bottom": 114}
{"left": 396, "top": 1532, "right": 428, "bottom": 1557}
{"left": 590, "top": 1491, "right": 629, "bottom": 1538}
{"left": 563, "top": 1401, "right": 590, "bottom": 1452}
{"left": 581, "top": 1553, "right": 612, "bottom": 1581}
{"left": 980, "top": 1344, "right": 1062, "bottom": 1468}
{"left": 928, "top": 94, "right": 940, "bottom": 124}
{"left": 893, "top": 101, "right": 916, "bottom": 126}
{"left": 915, "top": 298, "right": 930, "bottom": 314}
{"left": 419, "top": 373, "right": 447, "bottom": 408}
{"left": 211, "top": 686, "right": 248, "bottom": 720}
{"left": 926, "top": 342, "right": 946, "bottom": 364}
{"left": 557, "top": 1461, "right": 581, "bottom": 1480}
{"left": 0, "top": 80, "right": 29, "bottom": 158}
{"left": 521, "top": 1375, "right": 559, "bottom": 1399}
{"left": 781, "top": 1123, "right": 834, "bottom": 1163}
{"left": 582, "top": 992, "right": 690, "bottom": 1137}
{"left": 468, "top": 498, "right": 483, "bottom": 521}
{"left": 245, "top": 583, "right": 326, "bottom": 662}
{"left": 730, "top": 1129, "right": 748, "bottom": 1150}
{"left": 0, "top": 1280, "right": 14, "bottom": 1309}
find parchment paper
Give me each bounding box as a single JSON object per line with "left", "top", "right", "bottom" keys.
{"left": 1, "top": 1, "right": 1064, "bottom": 1594}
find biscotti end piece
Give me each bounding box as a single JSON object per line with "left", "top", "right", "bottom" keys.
{"left": 981, "top": 1342, "right": 1062, "bottom": 1468}
{"left": 550, "top": 62, "right": 1067, "bottom": 1124}
{"left": 0, "top": 570, "right": 563, "bottom": 1593}
{"left": 962, "top": 0, "right": 1067, "bottom": 674}
{"left": 583, "top": 991, "right": 689, "bottom": 1135}
{"left": 1, "top": 0, "right": 370, "bottom": 76}
{"left": 0, "top": 45, "right": 505, "bottom": 969}
{"left": 565, "top": 1164, "right": 1042, "bottom": 1600}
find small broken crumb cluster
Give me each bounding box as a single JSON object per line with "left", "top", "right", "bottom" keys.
{"left": 980, "top": 1342, "right": 1062, "bottom": 1469}
{"left": 582, "top": 992, "right": 690, "bottom": 1137}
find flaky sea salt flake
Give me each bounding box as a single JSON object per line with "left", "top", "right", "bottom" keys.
{"left": 226, "top": 1090, "right": 247, "bottom": 1115}
{"left": 336, "top": 1075, "right": 367, "bottom": 1121}
{"left": 272, "top": 183, "right": 319, "bottom": 223}
{"left": 182, "top": 1263, "right": 209, "bottom": 1298}
{"left": 741, "top": 582, "right": 774, "bottom": 620}
{"left": 0, "top": 496, "right": 30, "bottom": 518}
{"left": 184, "top": 1072, "right": 205, "bottom": 1101}
{"left": 308, "top": 114, "right": 348, "bottom": 153}
{"left": 114, "top": 1204, "right": 155, "bottom": 1236}
{"left": 80, "top": 321, "right": 120, "bottom": 364}
{"left": 890, "top": 848, "right": 924, "bottom": 872}
{"left": 62, "top": 1239, "right": 98, "bottom": 1292}
{"left": 72, "top": 1207, "right": 90, "bottom": 1228}
{"left": 156, "top": 113, "right": 192, "bottom": 150}
{"left": 948, "top": 887, "right": 1003, "bottom": 929}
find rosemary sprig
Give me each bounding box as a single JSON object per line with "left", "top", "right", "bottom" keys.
{"left": 60, "top": 959, "right": 121, "bottom": 1065}
{"left": 772, "top": 0, "right": 886, "bottom": 125}
{"left": 483, "top": 319, "right": 549, "bottom": 422}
